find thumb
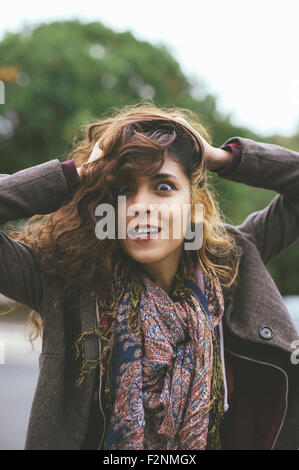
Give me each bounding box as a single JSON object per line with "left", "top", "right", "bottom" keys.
{"left": 88, "top": 140, "right": 103, "bottom": 163}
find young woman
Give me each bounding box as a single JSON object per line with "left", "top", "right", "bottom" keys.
{"left": 1, "top": 102, "right": 299, "bottom": 450}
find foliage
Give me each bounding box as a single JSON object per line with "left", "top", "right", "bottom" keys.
{"left": 0, "top": 20, "right": 298, "bottom": 294}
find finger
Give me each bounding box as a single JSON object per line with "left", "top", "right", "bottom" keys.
{"left": 88, "top": 140, "right": 103, "bottom": 162}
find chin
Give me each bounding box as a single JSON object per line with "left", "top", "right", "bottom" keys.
{"left": 121, "top": 239, "right": 182, "bottom": 266}
{"left": 127, "top": 249, "right": 167, "bottom": 265}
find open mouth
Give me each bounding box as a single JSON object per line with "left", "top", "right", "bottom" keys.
{"left": 128, "top": 224, "right": 162, "bottom": 239}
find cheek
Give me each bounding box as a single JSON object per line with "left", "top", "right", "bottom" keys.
{"left": 167, "top": 192, "right": 192, "bottom": 239}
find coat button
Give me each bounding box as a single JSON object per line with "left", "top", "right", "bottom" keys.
{"left": 259, "top": 326, "right": 274, "bottom": 340}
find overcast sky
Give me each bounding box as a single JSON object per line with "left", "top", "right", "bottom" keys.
{"left": 0, "top": 0, "right": 298, "bottom": 137}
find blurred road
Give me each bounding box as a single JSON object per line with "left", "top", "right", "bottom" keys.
{"left": 0, "top": 298, "right": 298, "bottom": 450}
{"left": 0, "top": 320, "right": 41, "bottom": 450}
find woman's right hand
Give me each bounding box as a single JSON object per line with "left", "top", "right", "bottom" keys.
{"left": 77, "top": 141, "right": 103, "bottom": 178}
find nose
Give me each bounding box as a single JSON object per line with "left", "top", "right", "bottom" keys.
{"left": 131, "top": 186, "right": 153, "bottom": 209}
{"left": 128, "top": 186, "right": 154, "bottom": 220}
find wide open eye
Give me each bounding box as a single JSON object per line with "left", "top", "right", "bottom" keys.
{"left": 156, "top": 181, "right": 177, "bottom": 192}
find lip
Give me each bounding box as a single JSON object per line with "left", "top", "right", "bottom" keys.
{"left": 132, "top": 231, "right": 160, "bottom": 243}
{"left": 128, "top": 224, "right": 161, "bottom": 242}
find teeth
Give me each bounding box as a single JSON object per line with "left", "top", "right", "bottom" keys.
{"left": 136, "top": 226, "right": 159, "bottom": 233}
{"left": 129, "top": 226, "right": 160, "bottom": 237}
{"left": 136, "top": 233, "right": 149, "bottom": 238}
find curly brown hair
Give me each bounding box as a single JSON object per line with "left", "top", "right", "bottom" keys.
{"left": 6, "top": 100, "right": 241, "bottom": 346}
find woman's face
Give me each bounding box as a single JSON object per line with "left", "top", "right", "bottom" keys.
{"left": 118, "top": 153, "right": 192, "bottom": 266}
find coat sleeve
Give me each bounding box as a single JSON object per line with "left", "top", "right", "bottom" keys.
{"left": 212, "top": 137, "right": 299, "bottom": 265}
{"left": 0, "top": 159, "right": 73, "bottom": 312}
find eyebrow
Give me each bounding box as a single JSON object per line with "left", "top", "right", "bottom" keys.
{"left": 150, "top": 173, "right": 178, "bottom": 181}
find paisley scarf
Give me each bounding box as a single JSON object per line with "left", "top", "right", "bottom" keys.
{"left": 81, "top": 260, "right": 226, "bottom": 450}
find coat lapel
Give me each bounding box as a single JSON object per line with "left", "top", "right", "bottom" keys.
{"left": 79, "top": 284, "right": 99, "bottom": 362}
{"left": 223, "top": 227, "right": 298, "bottom": 360}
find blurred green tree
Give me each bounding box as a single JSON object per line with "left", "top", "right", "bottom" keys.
{"left": 0, "top": 20, "right": 298, "bottom": 294}
{"left": 0, "top": 20, "right": 258, "bottom": 169}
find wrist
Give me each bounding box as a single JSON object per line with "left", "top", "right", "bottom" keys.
{"left": 61, "top": 160, "right": 80, "bottom": 190}
{"left": 211, "top": 148, "right": 234, "bottom": 172}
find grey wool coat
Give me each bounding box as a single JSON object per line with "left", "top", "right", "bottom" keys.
{"left": 0, "top": 136, "right": 299, "bottom": 450}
